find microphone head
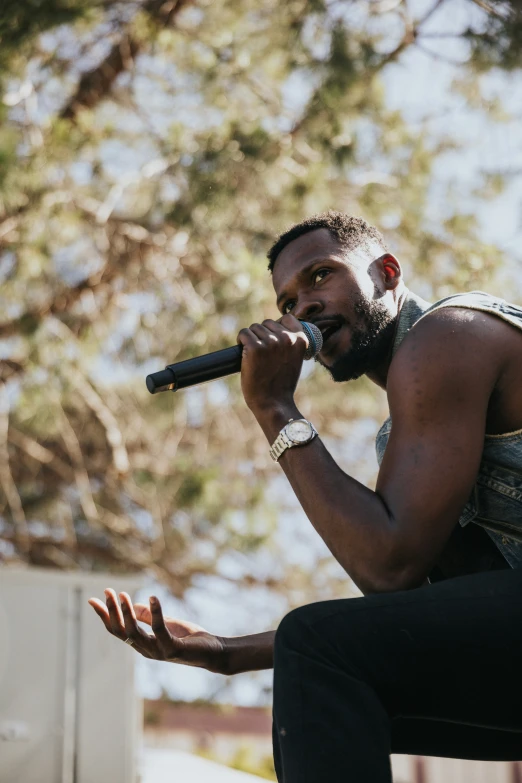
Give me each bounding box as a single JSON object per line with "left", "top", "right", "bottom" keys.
{"left": 300, "top": 321, "right": 323, "bottom": 360}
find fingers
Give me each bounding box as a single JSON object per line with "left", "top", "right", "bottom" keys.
{"left": 264, "top": 316, "right": 299, "bottom": 333}
{"left": 88, "top": 590, "right": 184, "bottom": 663}
{"left": 237, "top": 324, "right": 270, "bottom": 348}
{"left": 119, "top": 593, "right": 156, "bottom": 657}
{"left": 276, "top": 316, "right": 309, "bottom": 349}
{"left": 88, "top": 598, "right": 113, "bottom": 634}
{"left": 89, "top": 591, "right": 157, "bottom": 659}
{"left": 103, "top": 588, "right": 127, "bottom": 640}
{"left": 133, "top": 603, "right": 152, "bottom": 625}
{"left": 249, "top": 323, "right": 279, "bottom": 344}
{"left": 279, "top": 313, "right": 303, "bottom": 331}
{"left": 237, "top": 319, "right": 306, "bottom": 349}
{"left": 149, "top": 595, "right": 179, "bottom": 658}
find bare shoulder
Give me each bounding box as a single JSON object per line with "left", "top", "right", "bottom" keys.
{"left": 387, "top": 306, "right": 509, "bottom": 407}
{"left": 375, "top": 306, "right": 517, "bottom": 586}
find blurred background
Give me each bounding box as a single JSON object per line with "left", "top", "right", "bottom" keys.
{"left": 1, "top": 0, "right": 522, "bottom": 780}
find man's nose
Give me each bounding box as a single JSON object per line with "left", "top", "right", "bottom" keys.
{"left": 293, "top": 298, "right": 323, "bottom": 322}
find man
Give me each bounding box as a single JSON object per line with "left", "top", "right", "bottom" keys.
{"left": 90, "top": 212, "right": 522, "bottom": 781}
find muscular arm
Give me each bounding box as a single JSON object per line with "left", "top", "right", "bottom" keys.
{"left": 250, "top": 310, "right": 501, "bottom": 594}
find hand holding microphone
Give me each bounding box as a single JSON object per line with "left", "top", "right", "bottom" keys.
{"left": 236, "top": 316, "right": 322, "bottom": 415}
{"left": 146, "top": 316, "right": 322, "bottom": 396}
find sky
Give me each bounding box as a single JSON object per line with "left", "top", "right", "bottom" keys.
{"left": 383, "top": 5, "right": 522, "bottom": 265}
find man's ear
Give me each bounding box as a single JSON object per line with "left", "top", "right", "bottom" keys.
{"left": 378, "top": 253, "right": 402, "bottom": 290}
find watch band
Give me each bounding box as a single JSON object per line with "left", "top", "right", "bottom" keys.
{"left": 269, "top": 430, "right": 292, "bottom": 462}
{"left": 269, "top": 418, "right": 317, "bottom": 462}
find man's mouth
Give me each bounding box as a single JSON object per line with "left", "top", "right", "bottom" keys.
{"left": 314, "top": 320, "right": 343, "bottom": 349}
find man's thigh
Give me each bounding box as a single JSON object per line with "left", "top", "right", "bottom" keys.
{"left": 391, "top": 717, "right": 522, "bottom": 761}
{"left": 290, "top": 567, "right": 522, "bottom": 732}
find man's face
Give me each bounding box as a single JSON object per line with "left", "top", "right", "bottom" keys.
{"left": 272, "top": 228, "right": 398, "bottom": 382}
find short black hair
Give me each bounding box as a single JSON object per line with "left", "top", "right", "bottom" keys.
{"left": 267, "top": 211, "right": 388, "bottom": 272}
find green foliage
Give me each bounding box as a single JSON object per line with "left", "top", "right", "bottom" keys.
{"left": 0, "top": 0, "right": 95, "bottom": 79}
{"left": 466, "top": 1, "right": 522, "bottom": 72}
{"left": 0, "top": 0, "right": 517, "bottom": 609}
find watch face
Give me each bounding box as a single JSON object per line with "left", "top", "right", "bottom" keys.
{"left": 287, "top": 420, "right": 312, "bottom": 443}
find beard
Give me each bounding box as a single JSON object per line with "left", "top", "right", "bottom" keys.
{"left": 317, "top": 296, "right": 397, "bottom": 382}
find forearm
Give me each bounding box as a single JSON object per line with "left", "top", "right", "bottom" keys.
{"left": 254, "top": 403, "right": 403, "bottom": 594}
{"left": 222, "top": 630, "right": 275, "bottom": 674}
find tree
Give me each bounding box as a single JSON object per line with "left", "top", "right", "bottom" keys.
{"left": 466, "top": 0, "right": 522, "bottom": 71}
{"left": 0, "top": 0, "right": 516, "bottom": 607}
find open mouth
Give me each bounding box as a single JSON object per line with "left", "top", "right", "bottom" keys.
{"left": 317, "top": 322, "right": 342, "bottom": 348}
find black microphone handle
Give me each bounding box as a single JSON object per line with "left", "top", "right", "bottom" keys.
{"left": 146, "top": 344, "right": 243, "bottom": 394}
{"left": 145, "top": 321, "right": 323, "bottom": 394}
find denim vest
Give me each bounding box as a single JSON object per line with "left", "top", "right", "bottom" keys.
{"left": 376, "top": 289, "right": 522, "bottom": 572}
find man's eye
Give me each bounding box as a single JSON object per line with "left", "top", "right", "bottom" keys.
{"left": 283, "top": 301, "right": 295, "bottom": 314}
{"left": 314, "top": 269, "right": 330, "bottom": 283}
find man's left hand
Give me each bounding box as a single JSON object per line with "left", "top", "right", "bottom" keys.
{"left": 237, "top": 314, "right": 309, "bottom": 414}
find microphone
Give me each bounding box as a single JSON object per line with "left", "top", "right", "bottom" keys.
{"left": 146, "top": 321, "right": 323, "bottom": 394}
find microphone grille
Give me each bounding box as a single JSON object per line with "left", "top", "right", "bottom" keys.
{"left": 300, "top": 321, "right": 323, "bottom": 360}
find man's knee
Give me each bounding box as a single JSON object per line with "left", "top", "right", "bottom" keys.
{"left": 274, "top": 601, "right": 375, "bottom": 692}
{"left": 274, "top": 597, "right": 378, "bottom": 670}
{"left": 274, "top": 601, "right": 356, "bottom": 661}
{"left": 275, "top": 604, "right": 317, "bottom": 656}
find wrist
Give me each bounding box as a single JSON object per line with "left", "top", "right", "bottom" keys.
{"left": 214, "top": 636, "right": 232, "bottom": 675}
{"left": 250, "top": 401, "right": 302, "bottom": 442}
{"left": 220, "top": 632, "right": 275, "bottom": 675}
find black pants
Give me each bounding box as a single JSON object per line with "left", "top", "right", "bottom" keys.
{"left": 272, "top": 567, "right": 522, "bottom": 782}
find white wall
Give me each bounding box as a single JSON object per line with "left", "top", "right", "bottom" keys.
{"left": 0, "top": 567, "right": 142, "bottom": 783}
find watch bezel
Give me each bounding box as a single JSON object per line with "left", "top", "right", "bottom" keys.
{"left": 285, "top": 419, "right": 314, "bottom": 444}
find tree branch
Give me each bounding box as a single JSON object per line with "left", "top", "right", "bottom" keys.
{"left": 417, "top": 0, "right": 449, "bottom": 26}
{"left": 60, "top": 0, "right": 194, "bottom": 122}
{"left": 0, "top": 384, "right": 30, "bottom": 552}
{"left": 8, "top": 426, "right": 72, "bottom": 481}
{"left": 62, "top": 356, "right": 130, "bottom": 476}
{"left": 58, "top": 403, "right": 100, "bottom": 524}
{"left": 0, "top": 219, "right": 149, "bottom": 340}
{"left": 468, "top": 0, "right": 507, "bottom": 19}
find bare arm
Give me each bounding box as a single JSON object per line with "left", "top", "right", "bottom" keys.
{"left": 239, "top": 310, "right": 501, "bottom": 594}
{"left": 223, "top": 631, "right": 276, "bottom": 674}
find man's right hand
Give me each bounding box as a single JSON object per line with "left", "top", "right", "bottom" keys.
{"left": 88, "top": 588, "right": 229, "bottom": 675}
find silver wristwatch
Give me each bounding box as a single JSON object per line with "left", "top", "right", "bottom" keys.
{"left": 269, "top": 418, "right": 318, "bottom": 462}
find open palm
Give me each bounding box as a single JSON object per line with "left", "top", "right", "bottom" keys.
{"left": 88, "top": 589, "right": 227, "bottom": 674}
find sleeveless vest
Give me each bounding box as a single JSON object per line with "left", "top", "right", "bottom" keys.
{"left": 375, "top": 290, "right": 522, "bottom": 580}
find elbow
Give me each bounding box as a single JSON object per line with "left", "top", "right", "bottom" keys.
{"left": 354, "top": 562, "right": 430, "bottom": 596}
{"left": 357, "top": 513, "right": 432, "bottom": 594}
{"left": 344, "top": 510, "right": 432, "bottom": 595}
